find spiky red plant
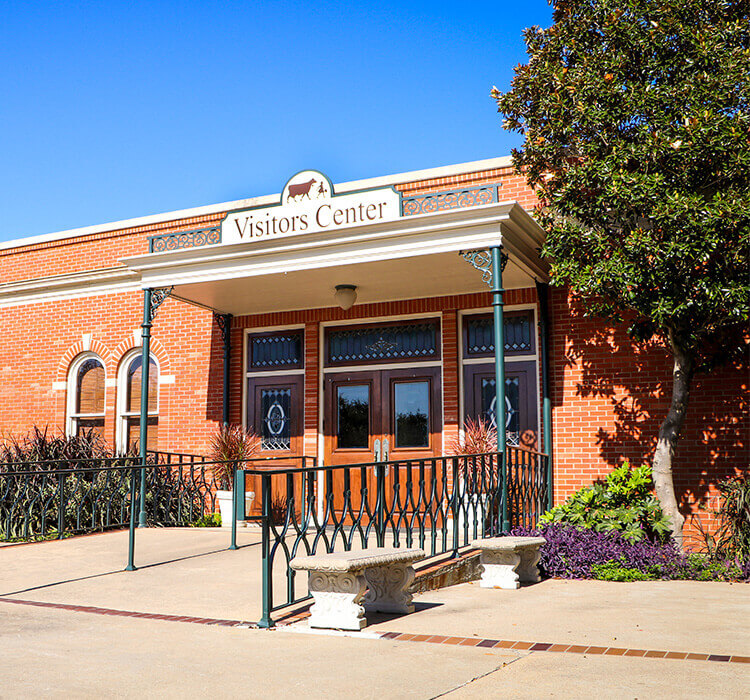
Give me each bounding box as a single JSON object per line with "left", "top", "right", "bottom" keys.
{"left": 209, "top": 424, "right": 261, "bottom": 490}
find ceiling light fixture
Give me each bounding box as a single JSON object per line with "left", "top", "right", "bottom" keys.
{"left": 334, "top": 284, "right": 358, "bottom": 311}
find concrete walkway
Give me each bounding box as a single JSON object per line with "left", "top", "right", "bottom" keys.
{"left": 1, "top": 528, "right": 748, "bottom": 698}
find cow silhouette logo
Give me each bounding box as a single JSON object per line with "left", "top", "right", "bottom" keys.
{"left": 286, "top": 178, "right": 316, "bottom": 202}
{"left": 282, "top": 170, "right": 333, "bottom": 204}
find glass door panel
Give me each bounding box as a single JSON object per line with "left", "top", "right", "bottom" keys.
{"left": 393, "top": 381, "right": 430, "bottom": 448}
{"left": 337, "top": 384, "right": 370, "bottom": 449}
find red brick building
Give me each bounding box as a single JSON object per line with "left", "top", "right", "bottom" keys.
{"left": 0, "top": 157, "right": 745, "bottom": 543}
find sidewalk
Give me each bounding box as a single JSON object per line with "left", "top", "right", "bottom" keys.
{"left": 1, "top": 528, "right": 747, "bottom": 698}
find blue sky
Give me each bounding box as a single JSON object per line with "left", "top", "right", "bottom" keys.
{"left": 0, "top": 1, "right": 552, "bottom": 242}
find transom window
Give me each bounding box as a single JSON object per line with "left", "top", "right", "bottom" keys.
{"left": 67, "top": 354, "right": 105, "bottom": 438}
{"left": 326, "top": 320, "right": 440, "bottom": 366}
{"left": 463, "top": 312, "right": 535, "bottom": 357}
{"left": 248, "top": 331, "right": 303, "bottom": 371}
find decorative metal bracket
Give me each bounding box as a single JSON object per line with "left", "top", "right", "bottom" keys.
{"left": 214, "top": 312, "right": 232, "bottom": 343}
{"left": 460, "top": 249, "right": 508, "bottom": 288}
{"left": 148, "top": 286, "right": 174, "bottom": 323}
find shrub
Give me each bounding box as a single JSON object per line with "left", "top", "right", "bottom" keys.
{"left": 701, "top": 474, "right": 750, "bottom": 565}
{"left": 0, "top": 427, "right": 214, "bottom": 540}
{"left": 1, "top": 426, "right": 110, "bottom": 467}
{"left": 209, "top": 424, "right": 261, "bottom": 490}
{"left": 191, "top": 513, "right": 222, "bottom": 527}
{"left": 539, "top": 461, "right": 672, "bottom": 543}
{"left": 590, "top": 559, "right": 655, "bottom": 582}
{"left": 509, "top": 523, "right": 748, "bottom": 582}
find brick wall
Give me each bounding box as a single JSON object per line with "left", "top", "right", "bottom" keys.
{"left": 0, "top": 164, "right": 745, "bottom": 545}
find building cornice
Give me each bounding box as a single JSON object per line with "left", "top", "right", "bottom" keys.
{"left": 0, "top": 266, "right": 140, "bottom": 307}
{"left": 0, "top": 157, "right": 514, "bottom": 252}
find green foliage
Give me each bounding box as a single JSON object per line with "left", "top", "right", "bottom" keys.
{"left": 493, "top": 0, "right": 749, "bottom": 369}
{"left": 700, "top": 474, "right": 750, "bottom": 563}
{"left": 539, "top": 462, "right": 673, "bottom": 542}
{"left": 191, "top": 513, "right": 222, "bottom": 528}
{"left": 591, "top": 559, "right": 656, "bottom": 581}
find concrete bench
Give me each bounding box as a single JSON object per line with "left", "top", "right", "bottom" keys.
{"left": 471, "top": 536, "right": 546, "bottom": 590}
{"left": 290, "top": 547, "right": 425, "bottom": 630}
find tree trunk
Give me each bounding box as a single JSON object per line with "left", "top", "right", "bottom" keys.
{"left": 652, "top": 334, "right": 694, "bottom": 547}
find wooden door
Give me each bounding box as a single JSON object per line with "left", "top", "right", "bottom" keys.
{"left": 246, "top": 374, "right": 304, "bottom": 517}
{"left": 463, "top": 361, "right": 538, "bottom": 449}
{"left": 323, "top": 368, "right": 442, "bottom": 517}
{"left": 379, "top": 367, "right": 442, "bottom": 518}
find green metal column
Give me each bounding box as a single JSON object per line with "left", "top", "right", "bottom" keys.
{"left": 138, "top": 288, "right": 152, "bottom": 528}
{"left": 536, "top": 281, "right": 554, "bottom": 510}
{"left": 490, "top": 246, "right": 509, "bottom": 531}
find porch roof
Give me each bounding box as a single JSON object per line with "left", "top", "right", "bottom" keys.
{"left": 121, "top": 201, "right": 548, "bottom": 316}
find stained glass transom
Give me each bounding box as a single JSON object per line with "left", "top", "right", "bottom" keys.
{"left": 466, "top": 314, "right": 532, "bottom": 356}
{"left": 327, "top": 323, "right": 438, "bottom": 365}
{"left": 250, "top": 333, "right": 303, "bottom": 370}
{"left": 260, "top": 388, "right": 291, "bottom": 450}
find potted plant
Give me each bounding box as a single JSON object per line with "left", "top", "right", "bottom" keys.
{"left": 209, "top": 424, "right": 261, "bottom": 528}
{"left": 446, "top": 416, "right": 498, "bottom": 541}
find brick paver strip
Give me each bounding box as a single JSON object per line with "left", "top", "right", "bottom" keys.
{"left": 0, "top": 597, "right": 744, "bottom": 664}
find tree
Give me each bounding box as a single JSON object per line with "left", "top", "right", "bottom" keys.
{"left": 493, "top": 0, "right": 749, "bottom": 544}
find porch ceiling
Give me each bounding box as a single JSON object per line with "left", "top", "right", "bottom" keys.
{"left": 166, "top": 251, "right": 534, "bottom": 316}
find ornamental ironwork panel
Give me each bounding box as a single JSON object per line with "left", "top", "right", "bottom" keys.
{"left": 466, "top": 314, "right": 533, "bottom": 356}
{"left": 401, "top": 184, "right": 500, "bottom": 216}
{"left": 249, "top": 332, "right": 303, "bottom": 370}
{"left": 327, "top": 323, "right": 438, "bottom": 365}
{"left": 148, "top": 226, "right": 221, "bottom": 253}
{"left": 260, "top": 388, "right": 292, "bottom": 450}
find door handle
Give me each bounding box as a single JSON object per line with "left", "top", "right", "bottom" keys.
{"left": 374, "top": 438, "right": 381, "bottom": 463}
{"left": 382, "top": 438, "right": 389, "bottom": 475}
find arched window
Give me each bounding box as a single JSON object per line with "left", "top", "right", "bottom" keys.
{"left": 117, "top": 351, "right": 159, "bottom": 453}
{"left": 67, "top": 354, "right": 106, "bottom": 438}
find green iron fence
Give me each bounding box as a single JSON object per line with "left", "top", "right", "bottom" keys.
{"left": 249, "top": 446, "right": 549, "bottom": 627}
{"left": 1, "top": 446, "right": 548, "bottom": 628}
{"left": 0, "top": 452, "right": 221, "bottom": 541}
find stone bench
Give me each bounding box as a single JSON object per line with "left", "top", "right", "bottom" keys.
{"left": 290, "top": 547, "right": 425, "bottom": 630}
{"left": 471, "top": 536, "right": 546, "bottom": 590}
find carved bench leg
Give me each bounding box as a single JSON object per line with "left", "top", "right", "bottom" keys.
{"left": 478, "top": 550, "right": 521, "bottom": 589}
{"left": 363, "top": 563, "right": 415, "bottom": 614}
{"left": 517, "top": 546, "right": 542, "bottom": 583}
{"left": 308, "top": 571, "right": 368, "bottom": 630}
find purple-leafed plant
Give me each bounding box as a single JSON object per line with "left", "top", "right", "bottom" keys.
{"left": 507, "top": 523, "right": 749, "bottom": 583}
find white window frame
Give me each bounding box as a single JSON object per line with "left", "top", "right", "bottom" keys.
{"left": 66, "top": 352, "right": 106, "bottom": 437}
{"left": 116, "top": 349, "right": 160, "bottom": 453}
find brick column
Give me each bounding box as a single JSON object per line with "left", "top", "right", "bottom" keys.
{"left": 442, "top": 309, "right": 460, "bottom": 454}
{"left": 303, "top": 322, "right": 320, "bottom": 458}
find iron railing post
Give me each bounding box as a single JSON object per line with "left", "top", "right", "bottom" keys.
{"left": 451, "top": 456, "right": 460, "bottom": 556}
{"left": 229, "top": 466, "right": 239, "bottom": 550}
{"left": 258, "top": 473, "right": 274, "bottom": 628}
{"left": 375, "top": 462, "right": 385, "bottom": 547}
{"left": 126, "top": 465, "right": 138, "bottom": 571}
{"left": 57, "top": 472, "right": 65, "bottom": 539}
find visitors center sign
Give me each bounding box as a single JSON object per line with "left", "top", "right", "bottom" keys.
{"left": 221, "top": 170, "right": 401, "bottom": 246}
